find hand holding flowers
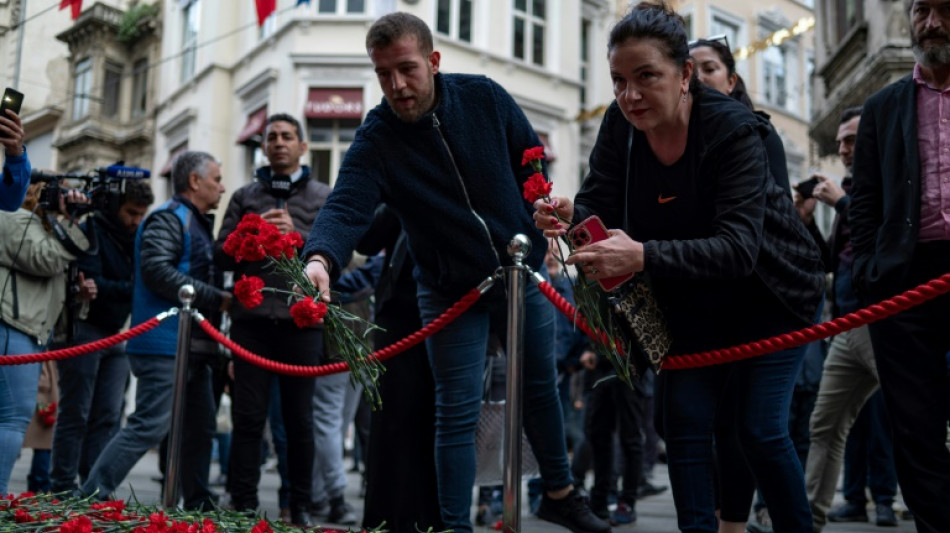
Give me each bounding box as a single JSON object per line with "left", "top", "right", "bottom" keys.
{"left": 223, "top": 213, "right": 384, "bottom": 408}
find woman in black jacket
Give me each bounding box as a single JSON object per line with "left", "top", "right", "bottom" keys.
{"left": 533, "top": 3, "right": 822, "bottom": 531}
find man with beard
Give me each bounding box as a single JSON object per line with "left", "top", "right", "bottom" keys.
{"left": 849, "top": 1, "right": 950, "bottom": 531}
{"left": 50, "top": 180, "right": 154, "bottom": 494}
{"left": 302, "top": 12, "right": 609, "bottom": 533}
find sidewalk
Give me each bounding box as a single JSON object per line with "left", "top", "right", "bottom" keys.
{"left": 8, "top": 449, "right": 916, "bottom": 532}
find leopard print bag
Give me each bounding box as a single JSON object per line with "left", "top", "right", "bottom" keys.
{"left": 607, "top": 274, "right": 671, "bottom": 376}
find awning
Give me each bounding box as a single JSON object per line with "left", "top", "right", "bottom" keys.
{"left": 537, "top": 132, "right": 557, "bottom": 163}
{"left": 159, "top": 144, "right": 189, "bottom": 178}
{"left": 304, "top": 88, "right": 363, "bottom": 119}
{"left": 236, "top": 106, "right": 268, "bottom": 145}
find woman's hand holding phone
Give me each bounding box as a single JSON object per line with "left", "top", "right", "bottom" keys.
{"left": 566, "top": 215, "right": 644, "bottom": 291}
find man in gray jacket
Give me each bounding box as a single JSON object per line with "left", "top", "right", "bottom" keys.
{"left": 214, "top": 113, "right": 332, "bottom": 527}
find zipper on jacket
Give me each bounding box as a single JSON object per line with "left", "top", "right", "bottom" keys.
{"left": 432, "top": 114, "right": 502, "bottom": 267}
{"left": 10, "top": 271, "right": 18, "bottom": 319}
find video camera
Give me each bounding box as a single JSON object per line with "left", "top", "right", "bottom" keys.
{"left": 30, "top": 162, "right": 151, "bottom": 216}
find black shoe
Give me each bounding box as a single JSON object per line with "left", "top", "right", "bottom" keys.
{"left": 636, "top": 481, "right": 668, "bottom": 500}
{"left": 290, "top": 508, "right": 312, "bottom": 527}
{"left": 875, "top": 504, "right": 898, "bottom": 527}
{"left": 536, "top": 489, "right": 612, "bottom": 533}
{"left": 310, "top": 499, "right": 330, "bottom": 522}
{"left": 827, "top": 501, "right": 869, "bottom": 523}
{"left": 327, "top": 500, "right": 357, "bottom": 525}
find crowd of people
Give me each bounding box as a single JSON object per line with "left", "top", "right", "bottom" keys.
{"left": 1, "top": 2, "right": 948, "bottom": 533}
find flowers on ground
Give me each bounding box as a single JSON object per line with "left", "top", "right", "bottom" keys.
{"left": 222, "top": 213, "right": 383, "bottom": 408}
{"left": 0, "top": 492, "right": 385, "bottom": 532}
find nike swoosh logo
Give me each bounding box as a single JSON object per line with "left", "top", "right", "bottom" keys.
{"left": 658, "top": 194, "right": 677, "bottom": 204}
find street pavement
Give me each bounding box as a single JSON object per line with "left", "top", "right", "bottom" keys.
{"left": 8, "top": 449, "right": 917, "bottom": 532}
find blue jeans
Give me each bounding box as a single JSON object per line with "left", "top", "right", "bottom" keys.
{"left": 81, "top": 352, "right": 216, "bottom": 509}
{"left": 51, "top": 321, "right": 130, "bottom": 492}
{"left": 417, "top": 282, "right": 571, "bottom": 532}
{"left": 841, "top": 389, "right": 897, "bottom": 505}
{"left": 663, "top": 345, "right": 811, "bottom": 532}
{"left": 0, "top": 323, "right": 42, "bottom": 496}
{"left": 28, "top": 449, "right": 51, "bottom": 493}
{"left": 311, "top": 370, "right": 348, "bottom": 503}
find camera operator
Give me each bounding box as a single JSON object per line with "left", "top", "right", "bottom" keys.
{"left": 50, "top": 179, "right": 154, "bottom": 494}
{"left": 0, "top": 182, "right": 93, "bottom": 495}
{"left": 0, "top": 109, "right": 30, "bottom": 212}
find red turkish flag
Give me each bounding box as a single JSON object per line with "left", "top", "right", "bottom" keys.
{"left": 59, "top": 0, "right": 83, "bottom": 20}
{"left": 255, "top": 0, "right": 276, "bottom": 27}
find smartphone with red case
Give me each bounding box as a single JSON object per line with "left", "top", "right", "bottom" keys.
{"left": 568, "top": 215, "right": 634, "bottom": 292}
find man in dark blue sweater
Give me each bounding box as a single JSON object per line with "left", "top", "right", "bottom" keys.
{"left": 302, "top": 11, "right": 609, "bottom": 533}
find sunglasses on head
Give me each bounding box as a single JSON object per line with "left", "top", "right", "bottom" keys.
{"left": 688, "top": 34, "right": 730, "bottom": 50}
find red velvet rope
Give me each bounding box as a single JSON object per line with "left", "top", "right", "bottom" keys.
{"left": 537, "top": 272, "right": 950, "bottom": 371}
{"left": 0, "top": 317, "right": 163, "bottom": 366}
{"left": 197, "top": 287, "right": 487, "bottom": 377}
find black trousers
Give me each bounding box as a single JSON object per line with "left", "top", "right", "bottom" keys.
{"left": 867, "top": 241, "right": 950, "bottom": 533}
{"left": 585, "top": 373, "right": 646, "bottom": 508}
{"left": 227, "top": 320, "right": 321, "bottom": 512}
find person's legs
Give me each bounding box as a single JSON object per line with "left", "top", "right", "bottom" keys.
{"left": 268, "top": 379, "right": 291, "bottom": 513}
{"left": 180, "top": 353, "right": 216, "bottom": 510}
{"left": 27, "top": 449, "right": 51, "bottom": 492}
{"left": 310, "top": 370, "right": 348, "bottom": 508}
{"left": 81, "top": 354, "right": 175, "bottom": 499}
{"left": 841, "top": 404, "right": 870, "bottom": 506}
{"left": 83, "top": 338, "right": 130, "bottom": 481}
{"left": 804, "top": 328, "right": 879, "bottom": 529}
{"left": 715, "top": 370, "right": 755, "bottom": 526}
{"left": 276, "top": 328, "right": 317, "bottom": 516}
{"left": 417, "top": 283, "right": 489, "bottom": 533}
{"left": 663, "top": 364, "right": 725, "bottom": 533}
{"left": 0, "top": 324, "right": 42, "bottom": 496}
{"left": 869, "top": 293, "right": 950, "bottom": 533}
{"left": 227, "top": 326, "right": 274, "bottom": 510}
{"left": 865, "top": 390, "right": 897, "bottom": 506}
{"left": 586, "top": 379, "right": 615, "bottom": 517}
{"left": 50, "top": 322, "right": 103, "bottom": 493}
{"left": 733, "top": 345, "right": 812, "bottom": 532}
{"left": 612, "top": 378, "right": 644, "bottom": 521}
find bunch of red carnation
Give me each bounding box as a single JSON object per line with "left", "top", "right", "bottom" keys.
{"left": 36, "top": 402, "right": 56, "bottom": 427}
{"left": 222, "top": 213, "right": 303, "bottom": 263}
{"left": 520, "top": 146, "right": 551, "bottom": 202}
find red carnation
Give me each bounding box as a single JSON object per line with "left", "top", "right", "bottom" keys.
{"left": 234, "top": 275, "right": 266, "bottom": 309}
{"left": 14, "top": 508, "right": 34, "bottom": 523}
{"left": 60, "top": 515, "right": 93, "bottom": 533}
{"left": 521, "top": 146, "right": 546, "bottom": 166}
{"left": 235, "top": 213, "right": 265, "bottom": 233}
{"left": 523, "top": 172, "right": 553, "bottom": 202}
{"left": 289, "top": 298, "right": 328, "bottom": 328}
{"left": 280, "top": 232, "right": 304, "bottom": 259}
{"left": 250, "top": 520, "right": 273, "bottom": 533}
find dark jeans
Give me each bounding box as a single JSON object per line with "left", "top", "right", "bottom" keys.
{"left": 841, "top": 389, "right": 897, "bottom": 505}
{"left": 81, "top": 351, "right": 217, "bottom": 510}
{"left": 28, "top": 449, "right": 51, "bottom": 493}
{"left": 228, "top": 320, "right": 319, "bottom": 512}
{"left": 867, "top": 242, "right": 950, "bottom": 533}
{"left": 267, "top": 376, "right": 291, "bottom": 510}
{"left": 663, "top": 344, "right": 810, "bottom": 532}
{"left": 51, "top": 321, "right": 130, "bottom": 493}
{"left": 586, "top": 375, "right": 645, "bottom": 508}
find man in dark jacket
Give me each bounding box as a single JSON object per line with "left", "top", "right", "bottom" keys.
{"left": 849, "top": 2, "right": 950, "bottom": 530}
{"left": 81, "top": 151, "right": 230, "bottom": 511}
{"left": 302, "top": 12, "right": 609, "bottom": 533}
{"left": 50, "top": 179, "right": 154, "bottom": 494}
{"left": 213, "top": 113, "right": 332, "bottom": 527}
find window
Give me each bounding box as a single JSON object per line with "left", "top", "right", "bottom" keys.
{"left": 102, "top": 61, "right": 122, "bottom": 119}
{"left": 682, "top": 13, "right": 693, "bottom": 41}
{"left": 72, "top": 58, "right": 92, "bottom": 120}
{"left": 437, "top": 0, "right": 472, "bottom": 43}
{"left": 762, "top": 45, "right": 788, "bottom": 109}
{"left": 131, "top": 59, "right": 148, "bottom": 118}
{"left": 710, "top": 15, "right": 740, "bottom": 52}
{"left": 580, "top": 18, "right": 590, "bottom": 107}
{"left": 181, "top": 0, "right": 200, "bottom": 83}
{"left": 308, "top": 118, "right": 360, "bottom": 185}
{"left": 317, "top": 0, "right": 366, "bottom": 15}
{"left": 513, "top": 0, "right": 546, "bottom": 66}
{"left": 835, "top": 0, "right": 863, "bottom": 42}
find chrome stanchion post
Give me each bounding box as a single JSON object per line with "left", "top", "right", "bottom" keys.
{"left": 164, "top": 285, "right": 194, "bottom": 509}
{"left": 502, "top": 234, "right": 531, "bottom": 532}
